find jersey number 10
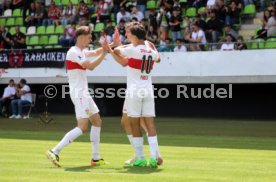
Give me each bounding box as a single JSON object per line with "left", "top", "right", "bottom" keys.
{"left": 141, "top": 55, "right": 153, "bottom": 74}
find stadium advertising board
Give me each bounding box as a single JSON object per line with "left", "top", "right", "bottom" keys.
{"left": 0, "top": 49, "right": 66, "bottom": 68}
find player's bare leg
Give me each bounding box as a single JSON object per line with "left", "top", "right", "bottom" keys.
{"left": 129, "top": 117, "right": 147, "bottom": 167}
{"left": 46, "top": 118, "right": 89, "bottom": 167}
{"left": 144, "top": 117, "right": 163, "bottom": 167}
{"left": 89, "top": 113, "right": 106, "bottom": 166}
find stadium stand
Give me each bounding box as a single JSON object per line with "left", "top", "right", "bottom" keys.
{"left": 0, "top": 0, "right": 275, "bottom": 51}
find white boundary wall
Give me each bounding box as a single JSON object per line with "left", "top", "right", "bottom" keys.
{"left": 1, "top": 49, "right": 276, "bottom": 84}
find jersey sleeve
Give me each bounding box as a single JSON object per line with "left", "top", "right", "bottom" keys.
{"left": 119, "top": 46, "right": 133, "bottom": 58}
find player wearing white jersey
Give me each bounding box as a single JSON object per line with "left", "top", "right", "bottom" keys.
{"left": 117, "top": 22, "right": 163, "bottom": 165}
{"left": 46, "top": 26, "right": 108, "bottom": 167}
{"left": 103, "top": 24, "right": 161, "bottom": 168}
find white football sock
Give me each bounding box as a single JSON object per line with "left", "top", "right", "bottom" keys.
{"left": 148, "top": 135, "right": 160, "bottom": 159}
{"left": 90, "top": 126, "right": 101, "bottom": 160}
{"left": 52, "top": 127, "right": 83, "bottom": 155}
{"left": 132, "top": 137, "right": 144, "bottom": 160}
{"left": 127, "top": 135, "right": 135, "bottom": 152}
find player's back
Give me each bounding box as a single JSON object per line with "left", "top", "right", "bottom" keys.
{"left": 120, "top": 44, "right": 158, "bottom": 89}
{"left": 66, "top": 46, "right": 88, "bottom": 94}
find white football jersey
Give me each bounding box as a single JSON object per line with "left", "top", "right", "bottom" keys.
{"left": 66, "top": 46, "right": 88, "bottom": 98}
{"left": 120, "top": 44, "right": 158, "bottom": 89}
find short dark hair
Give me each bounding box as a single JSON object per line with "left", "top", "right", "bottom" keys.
{"left": 75, "top": 26, "right": 91, "bottom": 38}
{"left": 130, "top": 24, "right": 146, "bottom": 40}
{"left": 20, "top": 79, "right": 27, "bottom": 84}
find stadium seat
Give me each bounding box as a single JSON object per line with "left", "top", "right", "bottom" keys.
{"left": 251, "top": 38, "right": 265, "bottom": 49}
{"left": 48, "top": 35, "right": 58, "bottom": 44}
{"left": 4, "top": 9, "right": 12, "bottom": 16}
{"left": 9, "top": 27, "right": 16, "bottom": 35}
{"left": 39, "top": 35, "right": 49, "bottom": 45}
{"left": 197, "top": 7, "right": 206, "bottom": 14}
{"left": 37, "top": 26, "right": 46, "bottom": 34}
{"left": 186, "top": 7, "right": 196, "bottom": 17}
{"left": 0, "top": 19, "right": 6, "bottom": 26}
{"left": 265, "top": 38, "right": 276, "bottom": 49}
{"left": 147, "top": 0, "right": 156, "bottom": 9}
{"left": 94, "top": 23, "right": 105, "bottom": 32}
{"left": 15, "top": 17, "right": 23, "bottom": 26}
{"left": 20, "top": 27, "right": 27, "bottom": 34}
{"left": 180, "top": 0, "right": 187, "bottom": 3}
{"left": 54, "top": 45, "right": 62, "bottom": 48}
{"left": 55, "top": 25, "right": 64, "bottom": 34}
{"left": 34, "top": 46, "right": 42, "bottom": 49}
{"left": 6, "top": 18, "right": 15, "bottom": 26}
{"left": 27, "top": 26, "right": 36, "bottom": 35}
{"left": 71, "top": 0, "right": 78, "bottom": 5}
{"left": 27, "top": 46, "right": 32, "bottom": 49}
{"left": 61, "top": 0, "right": 69, "bottom": 5}
{"left": 54, "top": 0, "right": 61, "bottom": 4}
{"left": 13, "top": 9, "right": 21, "bottom": 16}
{"left": 46, "top": 25, "right": 55, "bottom": 34}
{"left": 28, "top": 36, "right": 39, "bottom": 45}
{"left": 243, "top": 4, "right": 256, "bottom": 15}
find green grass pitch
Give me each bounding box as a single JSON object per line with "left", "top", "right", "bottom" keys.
{"left": 1, "top": 115, "right": 276, "bottom": 182}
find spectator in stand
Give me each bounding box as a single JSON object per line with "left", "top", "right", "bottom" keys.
{"left": 173, "top": 0, "right": 181, "bottom": 9}
{"left": 12, "top": 0, "right": 25, "bottom": 9}
{"left": 169, "top": 7, "right": 182, "bottom": 42}
{"left": 0, "top": 26, "right": 12, "bottom": 49}
{"left": 116, "top": 7, "right": 131, "bottom": 24}
{"left": 25, "top": 2, "right": 36, "bottom": 27}
{"left": 130, "top": 6, "right": 144, "bottom": 21}
{"left": 158, "top": 25, "right": 169, "bottom": 41}
{"left": 195, "top": 14, "right": 206, "bottom": 31}
{"left": 77, "top": 0, "right": 89, "bottom": 22}
{"left": 98, "top": 30, "right": 112, "bottom": 45}
{"left": 255, "top": 9, "right": 271, "bottom": 39}
{"left": 105, "top": 20, "right": 115, "bottom": 38}
{"left": 235, "top": 35, "right": 247, "bottom": 50}
{"left": 61, "top": 2, "right": 76, "bottom": 27}
{"left": 140, "top": 18, "right": 148, "bottom": 31}
{"left": 192, "top": 0, "right": 205, "bottom": 8}
{"left": 206, "top": 9, "right": 223, "bottom": 44}
{"left": 157, "top": 35, "right": 168, "bottom": 52}
{"left": 156, "top": 5, "right": 171, "bottom": 27}
{"left": 93, "top": 0, "right": 111, "bottom": 23}
{"left": 215, "top": 0, "right": 227, "bottom": 24}
{"left": 225, "top": 1, "right": 241, "bottom": 26}
{"left": 43, "top": 1, "right": 60, "bottom": 26}
{"left": 0, "top": 79, "right": 16, "bottom": 117}
{"left": 136, "top": 0, "right": 146, "bottom": 14}
{"left": 267, "top": 9, "right": 276, "bottom": 37}
{"left": 187, "top": 22, "right": 207, "bottom": 51}
{"left": 220, "top": 34, "right": 235, "bottom": 51}
{"left": 243, "top": 0, "right": 253, "bottom": 6}
{"left": 34, "top": 1, "right": 45, "bottom": 26}
{"left": 183, "top": 26, "right": 191, "bottom": 43}
{"left": 174, "top": 39, "right": 187, "bottom": 52}
{"left": 146, "top": 25, "right": 158, "bottom": 44}
{"left": 157, "top": 0, "right": 174, "bottom": 13}
{"left": 117, "top": 19, "right": 127, "bottom": 43}
{"left": 207, "top": 0, "right": 216, "bottom": 9}
{"left": 0, "top": 36, "right": 4, "bottom": 50}
{"left": 149, "top": 9, "right": 158, "bottom": 30}
{"left": 224, "top": 24, "right": 238, "bottom": 40}
{"left": 9, "top": 79, "right": 32, "bottom": 119}
{"left": 11, "top": 26, "right": 26, "bottom": 49}
{"left": 58, "top": 23, "right": 76, "bottom": 47}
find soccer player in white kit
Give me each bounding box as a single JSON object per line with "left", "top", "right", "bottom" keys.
{"left": 46, "top": 26, "right": 108, "bottom": 167}
{"left": 117, "top": 22, "right": 163, "bottom": 165}
{"left": 103, "top": 24, "right": 161, "bottom": 168}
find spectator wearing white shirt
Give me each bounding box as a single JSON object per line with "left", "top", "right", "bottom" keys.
{"left": 220, "top": 34, "right": 235, "bottom": 51}
{"left": 130, "top": 6, "right": 144, "bottom": 21}
{"left": 98, "top": 30, "right": 112, "bottom": 45}
{"left": 116, "top": 7, "right": 131, "bottom": 24}
{"left": 10, "top": 79, "right": 32, "bottom": 119}
{"left": 0, "top": 79, "right": 16, "bottom": 117}
{"left": 187, "top": 22, "right": 207, "bottom": 51}
{"left": 174, "top": 39, "right": 187, "bottom": 52}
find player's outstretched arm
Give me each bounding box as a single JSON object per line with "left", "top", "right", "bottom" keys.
{"left": 81, "top": 52, "right": 107, "bottom": 71}
{"left": 85, "top": 42, "right": 116, "bottom": 57}
{"left": 109, "top": 47, "right": 128, "bottom": 67}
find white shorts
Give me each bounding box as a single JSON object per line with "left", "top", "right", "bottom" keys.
{"left": 70, "top": 93, "right": 99, "bottom": 119}
{"left": 125, "top": 88, "right": 155, "bottom": 118}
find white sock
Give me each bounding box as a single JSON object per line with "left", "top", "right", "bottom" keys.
{"left": 90, "top": 126, "right": 101, "bottom": 160}
{"left": 127, "top": 134, "right": 135, "bottom": 151}
{"left": 132, "top": 137, "right": 144, "bottom": 160}
{"left": 52, "top": 127, "right": 83, "bottom": 155}
{"left": 148, "top": 135, "right": 160, "bottom": 159}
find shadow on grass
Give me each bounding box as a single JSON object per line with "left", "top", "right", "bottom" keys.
{"left": 64, "top": 165, "right": 163, "bottom": 174}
